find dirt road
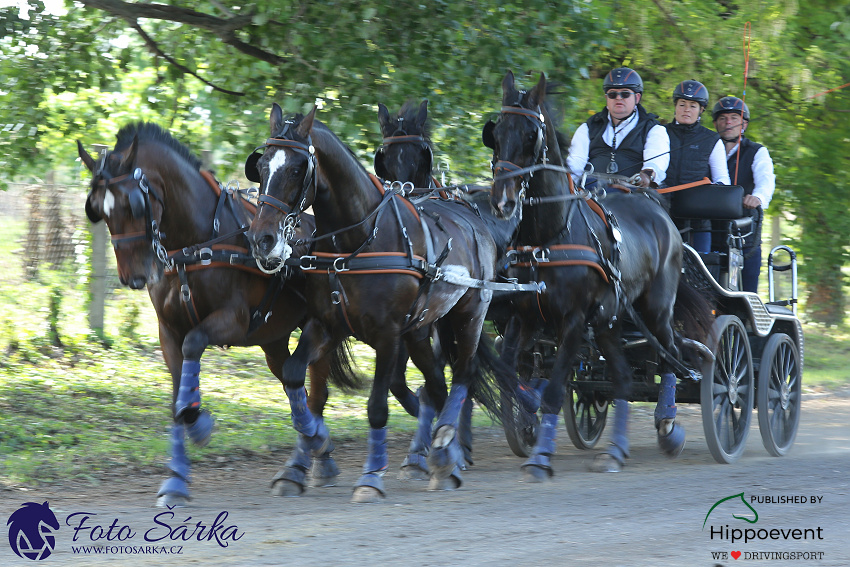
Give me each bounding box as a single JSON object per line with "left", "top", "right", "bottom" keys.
{"left": 3, "top": 396, "right": 848, "bottom": 567}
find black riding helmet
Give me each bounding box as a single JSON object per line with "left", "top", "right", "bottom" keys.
{"left": 603, "top": 67, "right": 643, "bottom": 93}
{"left": 673, "top": 80, "right": 709, "bottom": 107}
{"left": 712, "top": 96, "right": 750, "bottom": 121}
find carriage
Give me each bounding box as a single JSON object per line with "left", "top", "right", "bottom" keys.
{"left": 502, "top": 180, "right": 804, "bottom": 465}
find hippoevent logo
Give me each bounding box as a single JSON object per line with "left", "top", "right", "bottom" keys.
{"left": 6, "top": 501, "right": 244, "bottom": 561}
{"left": 7, "top": 502, "right": 60, "bottom": 561}
{"left": 705, "top": 492, "right": 826, "bottom": 563}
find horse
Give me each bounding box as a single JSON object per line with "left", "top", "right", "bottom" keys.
{"left": 483, "top": 71, "right": 711, "bottom": 477}
{"left": 373, "top": 99, "right": 478, "bottom": 473}
{"left": 77, "top": 123, "right": 360, "bottom": 506}
{"left": 246, "top": 103, "right": 519, "bottom": 502}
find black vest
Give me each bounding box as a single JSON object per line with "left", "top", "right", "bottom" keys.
{"left": 727, "top": 136, "right": 762, "bottom": 195}
{"left": 664, "top": 121, "right": 720, "bottom": 186}
{"left": 587, "top": 104, "right": 659, "bottom": 177}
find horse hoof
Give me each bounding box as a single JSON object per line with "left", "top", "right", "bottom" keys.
{"left": 588, "top": 453, "right": 623, "bottom": 473}
{"left": 657, "top": 422, "right": 686, "bottom": 458}
{"left": 351, "top": 486, "right": 383, "bottom": 504}
{"left": 156, "top": 493, "right": 189, "bottom": 508}
{"left": 398, "top": 465, "right": 429, "bottom": 481}
{"left": 186, "top": 411, "right": 214, "bottom": 447}
{"left": 521, "top": 464, "right": 552, "bottom": 483}
{"left": 428, "top": 474, "right": 461, "bottom": 491}
{"left": 271, "top": 479, "right": 305, "bottom": 497}
{"left": 310, "top": 455, "right": 340, "bottom": 486}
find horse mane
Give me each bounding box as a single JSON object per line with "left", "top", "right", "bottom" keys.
{"left": 114, "top": 122, "right": 203, "bottom": 171}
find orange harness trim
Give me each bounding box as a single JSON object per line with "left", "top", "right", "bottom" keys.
{"left": 566, "top": 172, "right": 609, "bottom": 227}
{"left": 656, "top": 177, "right": 712, "bottom": 194}
{"left": 200, "top": 169, "right": 258, "bottom": 215}
{"left": 303, "top": 251, "right": 428, "bottom": 278}
{"left": 509, "top": 244, "right": 610, "bottom": 283}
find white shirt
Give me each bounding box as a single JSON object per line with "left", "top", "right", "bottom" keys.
{"left": 567, "top": 111, "right": 670, "bottom": 184}
{"left": 708, "top": 139, "right": 731, "bottom": 185}
{"left": 726, "top": 143, "right": 775, "bottom": 210}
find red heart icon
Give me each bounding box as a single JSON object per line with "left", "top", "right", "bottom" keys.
{"left": 731, "top": 551, "right": 742, "bottom": 560}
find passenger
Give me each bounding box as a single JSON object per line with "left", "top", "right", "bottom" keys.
{"left": 713, "top": 96, "right": 776, "bottom": 293}
{"left": 665, "top": 80, "right": 731, "bottom": 253}
{"left": 567, "top": 67, "right": 669, "bottom": 188}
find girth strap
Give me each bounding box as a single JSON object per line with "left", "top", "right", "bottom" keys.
{"left": 508, "top": 244, "right": 610, "bottom": 283}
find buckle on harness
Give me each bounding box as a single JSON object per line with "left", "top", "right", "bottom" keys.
{"left": 180, "top": 284, "right": 191, "bottom": 303}
{"left": 300, "top": 255, "right": 317, "bottom": 270}
{"left": 331, "top": 291, "right": 341, "bottom": 305}
{"left": 532, "top": 247, "right": 550, "bottom": 263}
{"left": 332, "top": 257, "right": 349, "bottom": 272}
{"left": 229, "top": 253, "right": 239, "bottom": 265}
{"left": 199, "top": 247, "right": 213, "bottom": 266}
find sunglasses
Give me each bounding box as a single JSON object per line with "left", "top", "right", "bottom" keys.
{"left": 606, "top": 91, "right": 633, "bottom": 100}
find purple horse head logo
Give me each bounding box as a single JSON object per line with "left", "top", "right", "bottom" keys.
{"left": 7, "top": 501, "right": 60, "bottom": 561}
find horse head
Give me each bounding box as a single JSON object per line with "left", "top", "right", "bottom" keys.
{"left": 483, "top": 71, "right": 549, "bottom": 219}
{"left": 374, "top": 99, "right": 433, "bottom": 188}
{"left": 78, "top": 134, "right": 166, "bottom": 289}
{"left": 246, "top": 103, "right": 318, "bottom": 266}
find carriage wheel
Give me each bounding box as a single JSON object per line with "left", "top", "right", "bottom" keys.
{"left": 700, "top": 315, "right": 754, "bottom": 464}
{"left": 564, "top": 385, "right": 608, "bottom": 450}
{"left": 757, "top": 333, "right": 801, "bottom": 457}
{"left": 501, "top": 391, "right": 539, "bottom": 458}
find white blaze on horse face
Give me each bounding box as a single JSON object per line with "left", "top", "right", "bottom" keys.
{"left": 264, "top": 150, "right": 287, "bottom": 195}
{"left": 102, "top": 189, "right": 116, "bottom": 218}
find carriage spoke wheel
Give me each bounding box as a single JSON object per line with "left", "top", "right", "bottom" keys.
{"left": 564, "top": 384, "right": 608, "bottom": 450}
{"left": 700, "top": 315, "right": 754, "bottom": 464}
{"left": 501, "top": 391, "right": 539, "bottom": 458}
{"left": 757, "top": 333, "right": 801, "bottom": 457}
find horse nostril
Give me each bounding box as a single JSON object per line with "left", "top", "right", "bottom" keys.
{"left": 129, "top": 276, "right": 147, "bottom": 290}
{"left": 258, "top": 235, "right": 275, "bottom": 256}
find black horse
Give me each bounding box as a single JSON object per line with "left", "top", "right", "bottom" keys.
{"left": 483, "top": 71, "right": 711, "bottom": 477}
{"left": 78, "top": 124, "right": 359, "bottom": 505}
{"left": 247, "top": 103, "right": 518, "bottom": 502}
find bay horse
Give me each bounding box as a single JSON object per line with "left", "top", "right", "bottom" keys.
{"left": 483, "top": 71, "right": 710, "bottom": 477}
{"left": 246, "top": 103, "right": 518, "bottom": 502}
{"left": 77, "top": 123, "right": 359, "bottom": 506}
{"left": 374, "top": 99, "right": 476, "bottom": 473}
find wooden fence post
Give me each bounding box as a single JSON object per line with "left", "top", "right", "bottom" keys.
{"left": 89, "top": 144, "right": 109, "bottom": 336}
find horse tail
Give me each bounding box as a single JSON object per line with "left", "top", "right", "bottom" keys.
{"left": 673, "top": 276, "right": 715, "bottom": 345}
{"left": 326, "top": 338, "right": 366, "bottom": 392}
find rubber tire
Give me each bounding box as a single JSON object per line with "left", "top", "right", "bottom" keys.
{"left": 757, "top": 333, "right": 801, "bottom": 457}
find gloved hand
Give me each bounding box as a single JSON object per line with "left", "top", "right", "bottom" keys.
{"left": 628, "top": 169, "right": 654, "bottom": 188}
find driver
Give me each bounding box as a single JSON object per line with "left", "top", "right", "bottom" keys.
{"left": 567, "top": 67, "right": 669, "bottom": 188}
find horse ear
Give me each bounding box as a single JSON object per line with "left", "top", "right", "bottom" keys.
{"left": 119, "top": 135, "right": 138, "bottom": 171}
{"left": 501, "top": 70, "right": 517, "bottom": 104}
{"left": 377, "top": 103, "right": 391, "bottom": 135}
{"left": 297, "top": 105, "right": 317, "bottom": 138}
{"left": 416, "top": 99, "right": 429, "bottom": 130}
{"left": 270, "top": 103, "right": 284, "bottom": 136}
{"left": 482, "top": 120, "right": 496, "bottom": 149}
{"left": 528, "top": 73, "right": 547, "bottom": 108}
{"left": 77, "top": 141, "right": 96, "bottom": 172}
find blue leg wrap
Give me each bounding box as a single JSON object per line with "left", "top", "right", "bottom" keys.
{"left": 517, "top": 378, "right": 546, "bottom": 413}
{"left": 458, "top": 396, "right": 474, "bottom": 467}
{"left": 435, "top": 384, "right": 468, "bottom": 430}
{"left": 175, "top": 360, "right": 202, "bottom": 419}
{"left": 310, "top": 418, "right": 339, "bottom": 483}
{"left": 363, "top": 427, "right": 388, "bottom": 475}
{"left": 158, "top": 424, "right": 190, "bottom": 499}
{"left": 398, "top": 388, "right": 420, "bottom": 418}
{"left": 284, "top": 386, "right": 330, "bottom": 455}
{"left": 654, "top": 373, "right": 678, "bottom": 426}
{"left": 606, "top": 399, "right": 630, "bottom": 464}
{"left": 522, "top": 413, "right": 558, "bottom": 472}
{"left": 409, "top": 389, "right": 436, "bottom": 455}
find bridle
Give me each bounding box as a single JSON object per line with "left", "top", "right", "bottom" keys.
{"left": 375, "top": 115, "right": 434, "bottom": 187}
{"left": 93, "top": 165, "right": 171, "bottom": 269}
